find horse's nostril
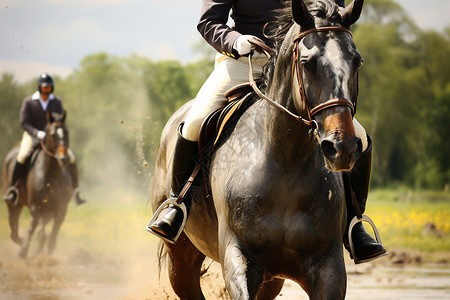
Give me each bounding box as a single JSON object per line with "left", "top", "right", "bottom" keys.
{"left": 321, "top": 139, "right": 338, "bottom": 160}
{"left": 57, "top": 155, "right": 70, "bottom": 167}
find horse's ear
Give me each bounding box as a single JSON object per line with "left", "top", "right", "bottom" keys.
{"left": 61, "top": 110, "right": 66, "bottom": 122}
{"left": 46, "top": 111, "right": 54, "bottom": 123}
{"left": 340, "top": 0, "right": 364, "bottom": 26}
{"left": 292, "top": 0, "right": 312, "bottom": 27}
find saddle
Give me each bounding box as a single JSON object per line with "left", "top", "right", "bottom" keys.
{"left": 198, "top": 80, "right": 260, "bottom": 152}
{"left": 181, "top": 81, "right": 259, "bottom": 221}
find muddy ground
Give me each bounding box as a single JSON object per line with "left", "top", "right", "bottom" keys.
{"left": 1, "top": 242, "right": 449, "bottom": 300}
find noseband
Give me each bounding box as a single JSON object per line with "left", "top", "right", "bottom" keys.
{"left": 249, "top": 26, "right": 356, "bottom": 127}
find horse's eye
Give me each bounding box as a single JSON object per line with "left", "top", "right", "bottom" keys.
{"left": 301, "top": 57, "right": 314, "bottom": 71}
{"left": 301, "top": 60, "right": 310, "bottom": 71}
{"left": 354, "top": 53, "right": 363, "bottom": 70}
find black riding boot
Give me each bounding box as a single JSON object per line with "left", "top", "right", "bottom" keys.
{"left": 344, "top": 136, "right": 387, "bottom": 263}
{"left": 148, "top": 123, "right": 199, "bottom": 243}
{"left": 67, "top": 163, "right": 86, "bottom": 205}
{"left": 3, "top": 161, "right": 26, "bottom": 205}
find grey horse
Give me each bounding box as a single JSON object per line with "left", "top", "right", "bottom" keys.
{"left": 150, "top": 0, "right": 366, "bottom": 298}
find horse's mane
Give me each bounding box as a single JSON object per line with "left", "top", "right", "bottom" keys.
{"left": 262, "top": 0, "right": 342, "bottom": 87}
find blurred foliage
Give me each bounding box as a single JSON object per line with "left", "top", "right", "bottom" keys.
{"left": 367, "top": 188, "right": 450, "bottom": 253}
{"left": 0, "top": 0, "right": 448, "bottom": 197}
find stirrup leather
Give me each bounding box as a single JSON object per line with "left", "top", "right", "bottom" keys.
{"left": 348, "top": 214, "right": 387, "bottom": 264}
{"left": 146, "top": 198, "right": 187, "bottom": 244}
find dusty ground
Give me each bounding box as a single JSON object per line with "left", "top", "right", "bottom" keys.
{"left": 1, "top": 242, "right": 449, "bottom": 300}
{"left": 0, "top": 196, "right": 448, "bottom": 299}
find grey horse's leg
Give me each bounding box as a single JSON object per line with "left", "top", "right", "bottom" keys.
{"left": 7, "top": 203, "right": 23, "bottom": 245}
{"left": 303, "top": 250, "right": 347, "bottom": 300}
{"left": 256, "top": 278, "right": 285, "bottom": 300}
{"left": 221, "top": 236, "right": 264, "bottom": 300}
{"left": 165, "top": 232, "right": 206, "bottom": 299}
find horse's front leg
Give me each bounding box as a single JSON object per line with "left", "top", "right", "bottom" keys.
{"left": 220, "top": 234, "right": 264, "bottom": 300}
{"left": 33, "top": 221, "right": 48, "bottom": 258}
{"left": 302, "top": 248, "right": 347, "bottom": 300}
{"left": 7, "top": 202, "right": 24, "bottom": 245}
{"left": 47, "top": 208, "right": 67, "bottom": 255}
{"left": 19, "top": 210, "right": 39, "bottom": 259}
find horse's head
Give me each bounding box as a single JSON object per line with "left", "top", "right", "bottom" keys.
{"left": 44, "top": 110, "right": 70, "bottom": 168}
{"left": 290, "top": 0, "right": 364, "bottom": 171}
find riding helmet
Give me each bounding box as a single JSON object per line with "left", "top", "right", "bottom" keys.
{"left": 37, "top": 73, "right": 54, "bottom": 93}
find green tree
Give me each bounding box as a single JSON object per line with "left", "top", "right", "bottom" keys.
{"left": 0, "top": 73, "right": 32, "bottom": 164}
{"left": 355, "top": 0, "right": 450, "bottom": 188}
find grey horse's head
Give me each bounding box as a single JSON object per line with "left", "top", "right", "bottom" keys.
{"left": 291, "top": 0, "right": 364, "bottom": 171}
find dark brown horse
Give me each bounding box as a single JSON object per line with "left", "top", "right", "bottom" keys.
{"left": 150, "top": 0, "right": 365, "bottom": 298}
{"left": 2, "top": 111, "right": 73, "bottom": 259}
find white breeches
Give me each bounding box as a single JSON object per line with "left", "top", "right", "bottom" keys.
{"left": 17, "top": 131, "right": 76, "bottom": 164}
{"left": 182, "top": 52, "right": 368, "bottom": 152}
{"left": 182, "top": 52, "right": 267, "bottom": 141}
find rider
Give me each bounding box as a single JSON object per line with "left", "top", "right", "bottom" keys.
{"left": 3, "top": 73, "right": 87, "bottom": 206}
{"left": 148, "top": 0, "right": 387, "bottom": 263}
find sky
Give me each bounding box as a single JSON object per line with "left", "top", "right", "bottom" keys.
{"left": 0, "top": 0, "right": 449, "bottom": 83}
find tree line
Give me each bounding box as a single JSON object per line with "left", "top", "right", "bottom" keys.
{"left": 0, "top": 0, "right": 448, "bottom": 196}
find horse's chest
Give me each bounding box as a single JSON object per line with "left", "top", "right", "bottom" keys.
{"left": 220, "top": 166, "right": 344, "bottom": 249}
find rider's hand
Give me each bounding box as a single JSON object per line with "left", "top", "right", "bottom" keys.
{"left": 36, "top": 131, "right": 46, "bottom": 140}
{"left": 233, "top": 35, "right": 264, "bottom": 56}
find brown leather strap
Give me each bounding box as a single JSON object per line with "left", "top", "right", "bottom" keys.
{"left": 293, "top": 27, "right": 352, "bottom": 43}
{"left": 309, "top": 98, "right": 355, "bottom": 116}
{"left": 176, "top": 163, "right": 202, "bottom": 204}
{"left": 248, "top": 38, "right": 275, "bottom": 59}
{"left": 248, "top": 54, "right": 311, "bottom": 125}
{"left": 292, "top": 26, "right": 355, "bottom": 124}
{"left": 40, "top": 139, "right": 55, "bottom": 157}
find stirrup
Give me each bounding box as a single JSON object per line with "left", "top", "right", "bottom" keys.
{"left": 348, "top": 214, "right": 388, "bottom": 264}
{"left": 146, "top": 198, "right": 187, "bottom": 244}
{"left": 3, "top": 186, "right": 19, "bottom": 206}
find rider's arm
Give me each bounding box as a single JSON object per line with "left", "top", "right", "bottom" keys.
{"left": 19, "top": 98, "right": 39, "bottom": 137}
{"left": 197, "top": 0, "right": 241, "bottom": 58}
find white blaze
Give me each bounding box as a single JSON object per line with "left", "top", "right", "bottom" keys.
{"left": 323, "top": 38, "right": 350, "bottom": 98}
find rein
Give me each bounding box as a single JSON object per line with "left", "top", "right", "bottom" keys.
{"left": 248, "top": 26, "right": 355, "bottom": 127}
{"left": 39, "top": 122, "right": 66, "bottom": 158}
{"left": 40, "top": 139, "right": 56, "bottom": 157}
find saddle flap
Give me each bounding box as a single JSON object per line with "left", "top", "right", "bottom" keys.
{"left": 199, "top": 107, "right": 223, "bottom": 154}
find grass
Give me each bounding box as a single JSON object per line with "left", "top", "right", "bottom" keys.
{"left": 365, "top": 188, "right": 450, "bottom": 254}
{"left": 0, "top": 187, "right": 449, "bottom": 259}
{"left": 0, "top": 188, "right": 160, "bottom": 260}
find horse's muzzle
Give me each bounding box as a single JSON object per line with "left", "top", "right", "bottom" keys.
{"left": 56, "top": 155, "right": 70, "bottom": 168}
{"left": 321, "top": 134, "right": 362, "bottom": 171}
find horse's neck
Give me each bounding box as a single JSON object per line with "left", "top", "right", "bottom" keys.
{"left": 39, "top": 148, "right": 61, "bottom": 178}
{"left": 262, "top": 35, "right": 317, "bottom": 167}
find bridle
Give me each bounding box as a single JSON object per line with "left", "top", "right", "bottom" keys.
{"left": 249, "top": 26, "right": 356, "bottom": 127}
{"left": 40, "top": 122, "right": 66, "bottom": 158}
